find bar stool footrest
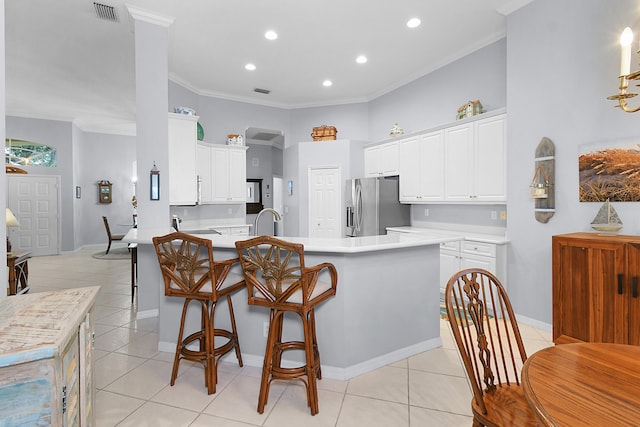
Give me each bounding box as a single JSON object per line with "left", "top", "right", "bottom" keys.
{"left": 270, "top": 340, "right": 320, "bottom": 379}
{"left": 180, "top": 328, "right": 238, "bottom": 362}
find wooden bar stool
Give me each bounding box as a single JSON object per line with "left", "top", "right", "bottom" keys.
{"left": 235, "top": 236, "right": 338, "bottom": 415}
{"left": 153, "top": 232, "right": 246, "bottom": 394}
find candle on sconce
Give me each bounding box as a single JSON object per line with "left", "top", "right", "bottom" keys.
{"left": 620, "top": 27, "right": 633, "bottom": 76}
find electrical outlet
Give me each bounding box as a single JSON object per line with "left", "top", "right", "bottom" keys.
{"left": 424, "top": 208, "right": 429, "bottom": 217}
{"left": 500, "top": 211, "right": 507, "bottom": 220}
{"left": 227, "top": 208, "right": 233, "bottom": 214}
{"left": 491, "top": 211, "right": 497, "bottom": 220}
{"left": 263, "top": 321, "right": 269, "bottom": 338}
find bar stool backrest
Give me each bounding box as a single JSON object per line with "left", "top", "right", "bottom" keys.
{"left": 153, "top": 232, "right": 229, "bottom": 301}
{"left": 235, "top": 236, "right": 337, "bottom": 309}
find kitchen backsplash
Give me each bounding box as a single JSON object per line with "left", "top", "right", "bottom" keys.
{"left": 410, "top": 204, "right": 507, "bottom": 228}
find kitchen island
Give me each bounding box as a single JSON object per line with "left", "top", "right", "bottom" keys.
{"left": 124, "top": 228, "right": 456, "bottom": 380}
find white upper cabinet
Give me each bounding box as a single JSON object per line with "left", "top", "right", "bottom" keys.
{"left": 364, "top": 141, "right": 399, "bottom": 177}
{"left": 444, "top": 113, "right": 506, "bottom": 203}
{"left": 168, "top": 113, "right": 198, "bottom": 205}
{"left": 399, "top": 131, "right": 444, "bottom": 202}
{"left": 197, "top": 143, "right": 247, "bottom": 204}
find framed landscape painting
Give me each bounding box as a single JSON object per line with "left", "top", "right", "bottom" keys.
{"left": 579, "top": 141, "right": 640, "bottom": 202}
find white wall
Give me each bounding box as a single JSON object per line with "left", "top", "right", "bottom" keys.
{"left": 505, "top": 0, "right": 640, "bottom": 323}
{"left": 368, "top": 38, "right": 507, "bottom": 141}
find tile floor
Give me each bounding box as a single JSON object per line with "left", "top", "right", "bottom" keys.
{"left": 27, "top": 245, "right": 554, "bottom": 427}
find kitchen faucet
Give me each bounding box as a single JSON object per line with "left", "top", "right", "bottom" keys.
{"left": 171, "top": 215, "right": 182, "bottom": 232}
{"left": 254, "top": 208, "right": 282, "bottom": 236}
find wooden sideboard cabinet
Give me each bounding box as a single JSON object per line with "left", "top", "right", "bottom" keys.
{"left": 0, "top": 286, "right": 99, "bottom": 426}
{"left": 552, "top": 233, "right": 640, "bottom": 345}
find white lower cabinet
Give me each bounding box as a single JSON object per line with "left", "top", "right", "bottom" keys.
{"left": 440, "top": 239, "right": 506, "bottom": 292}
{"left": 197, "top": 143, "right": 247, "bottom": 204}
{"left": 439, "top": 240, "right": 461, "bottom": 293}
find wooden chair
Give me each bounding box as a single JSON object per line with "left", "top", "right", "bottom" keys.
{"left": 444, "top": 268, "right": 539, "bottom": 427}
{"left": 235, "top": 236, "right": 338, "bottom": 415}
{"left": 102, "top": 216, "right": 124, "bottom": 254}
{"left": 153, "top": 232, "right": 245, "bottom": 394}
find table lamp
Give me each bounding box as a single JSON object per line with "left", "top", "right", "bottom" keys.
{"left": 6, "top": 208, "right": 20, "bottom": 253}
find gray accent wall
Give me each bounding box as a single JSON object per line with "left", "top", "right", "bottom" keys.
{"left": 506, "top": 0, "right": 640, "bottom": 324}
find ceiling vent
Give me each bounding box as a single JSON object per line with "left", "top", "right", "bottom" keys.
{"left": 254, "top": 88, "right": 271, "bottom": 95}
{"left": 93, "top": 2, "right": 119, "bottom": 23}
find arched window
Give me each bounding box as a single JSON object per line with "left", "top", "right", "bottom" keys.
{"left": 5, "top": 138, "right": 57, "bottom": 167}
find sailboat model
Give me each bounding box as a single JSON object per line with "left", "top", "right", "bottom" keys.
{"left": 591, "top": 199, "right": 623, "bottom": 232}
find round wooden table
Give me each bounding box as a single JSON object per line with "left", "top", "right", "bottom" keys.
{"left": 522, "top": 342, "right": 640, "bottom": 426}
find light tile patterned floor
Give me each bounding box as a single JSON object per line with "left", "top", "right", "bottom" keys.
{"left": 27, "top": 245, "right": 553, "bottom": 426}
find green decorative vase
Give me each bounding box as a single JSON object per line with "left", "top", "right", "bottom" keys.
{"left": 197, "top": 122, "right": 204, "bottom": 141}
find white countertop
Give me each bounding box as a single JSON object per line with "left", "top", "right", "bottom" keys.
{"left": 124, "top": 227, "right": 458, "bottom": 254}
{"left": 386, "top": 226, "right": 509, "bottom": 245}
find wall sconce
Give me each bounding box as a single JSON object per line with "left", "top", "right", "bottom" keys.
{"left": 530, "top": 165, "right": 550, "bottom": 199}
{"left": 608, "top": 27, "right": 640, "bottom": 112}
{"left": 150, "top": 162, "right": 160, "bottom": 200}
{"left": 6, "top": 208, "right": 20, "bottom": 252}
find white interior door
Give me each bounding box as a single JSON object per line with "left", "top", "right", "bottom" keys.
{"left": 308, "top": 167, "right": 341, "bottom": 238}
{"left": 7, "top": 175, "right": 60, "bottom": 256}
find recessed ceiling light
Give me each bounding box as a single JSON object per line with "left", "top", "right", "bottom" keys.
{"left": 265, "top": 30, "right": 278, "bottom": 40}
{"left": 356, "top": 55, "right": 368, "bottom": 64}
{"left": 245, "top": 63, "right": 256, "bottom": 71}
{"left": 322, "top": 80, "right": 333, "bottom": 87}
{"left": 407, "top": 18, "right": 421, "bottom": 28}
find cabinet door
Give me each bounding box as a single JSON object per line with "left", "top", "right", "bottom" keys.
{"left": 380, "top": 142, "right": 399, "bottom": 176}
{"left": 627, "top": 242, "right": 640, "bottom": 345}
{"left": 196, "top": 143, "right": 212, "bottom": 203}
{"left": 398, "top": 137, "right": 421, "bottom": 201}
{"left": 444, "top": 123, "right": 473, "bottom": 201}
{"left": 419, "top": 131, "right": 444, "bottom": 201}
{"left": 79, "top": 310, "right": 95, "bottom": 426}
{"left": 211, "top": 146, "right": 231, "bottom": 202}
{"left": 553, "top": 237, "right": 627, "bottom": 344}
{"left": 474, "top": 115, "right": 506, "bottom": 201}
{"left": 62, "top": 333, "right": 80, "bottom": 427}
{"left": 364, "top": 146, "right": 381, "bottom": 177}
{"left": 460, "top": 254, "right": 496, "bottom": 275}
{"left": 365, "top": 142, "right": 399, "bottom": 177}
{"left": 227, "top": 148, "right": 247, "bottom": 202}
{"left": 168, "top": 114, "right": 198, "bottom": 205}
{"left": 440, "top": 247, "right": 460, "bottom": 293}
{"left": 399, "top": 133, "right": 443, "bottom": 202}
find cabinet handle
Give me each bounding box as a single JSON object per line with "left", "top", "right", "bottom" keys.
{"left": 634, "top": 277, "right": 638, "bottom": 298}
{"left": 618, "top": 274, "right": 624, "bottom": 295}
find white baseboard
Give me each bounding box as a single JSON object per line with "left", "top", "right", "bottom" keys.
{"left": 137, "top": 309, "right": 159, "bottom": 320}
{"left": 158, "top": 336, "right": 442, "bottom": 381}
{"left": 515, "top": 313, "right": 552, "bottom": 333}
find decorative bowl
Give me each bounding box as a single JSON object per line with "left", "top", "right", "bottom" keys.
{"left": 174, "top": 106, "right": 196, "bottom": 115}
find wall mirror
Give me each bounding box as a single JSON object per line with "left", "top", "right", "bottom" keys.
{"left": 246, "top": 178, "right": 264, "bottom": 214}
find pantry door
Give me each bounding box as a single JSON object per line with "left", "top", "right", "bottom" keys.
{"left": 308, "top": 167, "right": 341, "bottom": 238}
{"left": 7, "top": 175, "right": 60, "bottom": 256}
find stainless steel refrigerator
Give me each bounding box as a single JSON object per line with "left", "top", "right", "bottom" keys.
{"left": 345, "top": 176, "right": 410, "bottom": 237}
